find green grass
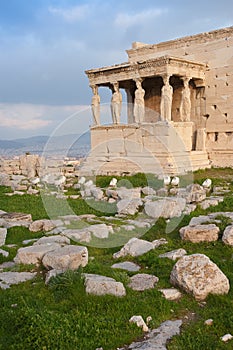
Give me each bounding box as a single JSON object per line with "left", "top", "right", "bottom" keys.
{"left": 96, "top": 172, "right": 164, "bottom": 190}
{"left": 1, "top": 169, "right": 233, "bottom": 349}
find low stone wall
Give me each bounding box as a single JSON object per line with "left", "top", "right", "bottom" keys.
{"left": 0, "top": 155, "right": 81, "bottom": 178}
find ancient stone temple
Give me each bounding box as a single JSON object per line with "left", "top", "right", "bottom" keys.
{"left": 81, "top": 26, "right": 233, "bottom": 175}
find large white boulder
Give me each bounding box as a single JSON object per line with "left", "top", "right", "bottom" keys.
{"left": 29, "top": 219, "right": 56, "bottom": 232}
{"left": 222, "top": 225, "right": 233, "bottom": 246}
{"left": 14, "top": 244, "right": 60, "bottom": 265}
{"left": 185, "top": 184, "right": 206, "bottom": 203}
{"left": 145, "top": 197, "right": 186, "bottom": 219}
{"left": 180, "top": 224, "right": 220, "bottom": 243}
{"left": 42, "top": 245, "right": 88, "bottom": 271}
{"left": 84, "top": 274, "right": 126, "bottom": 297}
{"left": 170, "top": 254, "right": 230, "bottom": 300}
{"left": 117, "top": 187, "right": 141, "bottom": 200}
{"left": 113, "top": 237, "right": 154, "bottom": 259}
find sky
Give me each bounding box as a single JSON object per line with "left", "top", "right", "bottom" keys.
{"left": 0, "top": 0, "right": 233, "bottom": 139}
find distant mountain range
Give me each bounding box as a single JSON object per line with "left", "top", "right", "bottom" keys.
{"left": 0, "top": 133, "right": 90, "bottom": 158}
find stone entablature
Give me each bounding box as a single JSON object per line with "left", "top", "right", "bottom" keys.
{"left": 86, "top": 56, "right": 206, "bottom": 86}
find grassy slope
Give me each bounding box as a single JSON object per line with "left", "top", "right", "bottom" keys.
{"left": 0, "top": 169, "right": 233, "bottom": 349}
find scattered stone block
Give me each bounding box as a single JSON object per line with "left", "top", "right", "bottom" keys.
{"left": 14, "top": 243, "right": 61, "bottom": 265}
{"left": 117, "top": 187, "right": 141, "bottom": 200}
{"left": 170, "top": 254, "right": 230, "bottom": 300}
{"left": 62, "top": 229, "right": 91, "bottom": 243}
{"left": 117, "top": 198, "right": 143, "bottom": 215}
{"left": 128, "top": 273, "right": 159, "bottom": 291}
{"left": 88, "top": 223, "right": 113, "bottom": 239}
{"left": 189, "top": 215, "right": 212, "bottom": 226}
{"left": 84, "top": 274, "right": 126, "bottom": 297}
{"left": 0, "top": 228, "right": 7, "bottom": 246}
{"left": 200, "top": 197, "right": 224, "bottom": 210}
{"left": 0, "top": 272, "right": 37, "bottom": 289}
{"left": 141, "top": 187, "right": 157, "bottom": 196}
{"left": 221, "top": 334, "right": 233, "bottom": 342}
{"left": 152, "top": 238, "right": 168, "bottom": 248}
{"left": 205, "top": 319, "right": 213, "bottom": 326}
{"left": 111, "top": 261, "right": 140, "bottom": 272}
{"left": 109, "top": 178, "right": 117, "bottom": 187}
{"left": 0, "top": 212, "right": 32, "bottom": 222}
{"left": 185, "top": 184, "right": 206, "bottom": 203}
{"left": 159, "top": 288, "right": 182, "bottom": 301}
{"left": 159, "top": 248, "right": 187, "bottom": 260}
{"left": 222, "top": 225, "right": 233, "bottom": 246}
{"left": 129, "top": 315, "right": 148, "bottom": 332}
{"left": 125, "top": 320, "right": 182, "bottom": 349}
{"left": 0, "top": 248, "right": 9, "bottom": 257}
{"left": 42, "top": 245, "right": 88, "bottom": 271}
{"left": 29, "top": 219, "right": 58, "bottom": 232}
{"left": 180, "top": 224, "right": 220, "bottom": 243}
{"left": 145, "top": 197, "right": 186, "bottom": 219}
{"left": 33, "top": 235, "right": 70, "bottom": 246}
{"left": 113, "top": 238, "right": 154, "bottom": 259}
{"left": 90, "top": 187, "right": 104, "bottom": 200}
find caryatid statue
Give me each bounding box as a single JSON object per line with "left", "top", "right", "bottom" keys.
{"left": 111, "top": 82, "right": 122, "bottom": 124}
{"left": 91, "top": 85, "right": 100, "bottom": 126}
{"left": 160, "top": 75, "right": 173, "bottom": 121}
{"left": 180, "top": 77, "right": 191, "bottom": 122}
{"left": 134, "top": 79, "right": 145, "bottom": 123}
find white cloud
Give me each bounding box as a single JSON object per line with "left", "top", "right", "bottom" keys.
{"left": 0, "top": 104, "right": 50, "bottom": 130}
{"left": 0, "top": 103, "right": 88, "bottom": 131}
{"left": 115, "top": 8, "right": 168, "bottom": 30}
{"left": 48, "top": 4, "right": 90, "bottom": 22}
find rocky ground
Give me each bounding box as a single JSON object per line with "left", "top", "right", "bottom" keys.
{"left": 0, "top": 172, "right": 233, "bottom": 349}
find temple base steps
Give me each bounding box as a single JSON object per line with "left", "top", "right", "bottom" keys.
{"left": 207, "top": 150, "right": 233, "bottom": 168}
{"left": 79, "top": 150, "right": 211, "bottom": 176}
{"left": 190, "top": 151, "right": 211, "bottom": 171}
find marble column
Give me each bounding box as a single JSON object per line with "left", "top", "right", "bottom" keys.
{"left": 133, "top": 78, "right": 145, "bottom": 123}
{"left": 111, "top": 82, "right": 122, "bottom": 124}
{"left": 180, "top": 77, "right": 191, "bottom": 122}
{"left": 160, "top": 75, "right": 173, "bottom": 122}
{"left": 91, "top": 85, "right": 100, "bottom": 126}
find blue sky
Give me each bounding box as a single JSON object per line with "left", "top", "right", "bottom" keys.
{"left": 0, "top": 0, "right": 233, "bottom": 139}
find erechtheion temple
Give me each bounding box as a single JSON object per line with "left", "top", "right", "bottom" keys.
{"left": 81, "top": 26, "right": 233, "bottom": 175}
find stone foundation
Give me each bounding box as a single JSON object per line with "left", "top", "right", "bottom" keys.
{"left": 80, "top": 122, "right": 210, "bottom": 175}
